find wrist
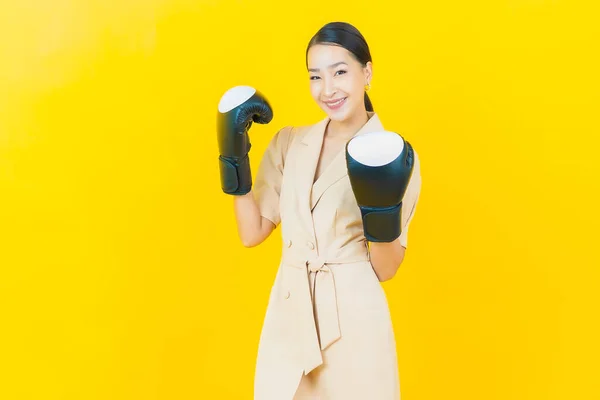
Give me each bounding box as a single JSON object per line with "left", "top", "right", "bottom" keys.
{"left": 360, "top": 203, "right": 401, "bottom": 243}
{"left": 219, "top": 153, "right": 252, "bottom": 195}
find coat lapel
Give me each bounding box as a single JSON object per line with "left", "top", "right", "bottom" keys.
{"left": 293, "top": 117, "right": 329, "bottom": 231}
{"left": 308, "top": 112, "right": 385, "bottom": 211}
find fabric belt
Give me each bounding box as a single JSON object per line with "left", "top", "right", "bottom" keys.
{"left": 283, "top": 250, "right": 370, "bottom": 374}
{"left": 306, "top": 258, "right": 340, "bottom": 352}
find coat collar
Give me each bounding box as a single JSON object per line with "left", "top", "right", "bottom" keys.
{"left": 294, "top": 112, "right": 385, "bottom": 215}
{"left": 299, "top": 111, "right": 382, "bottom": 146}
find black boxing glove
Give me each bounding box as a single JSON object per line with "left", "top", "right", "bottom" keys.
{"left": 217, "top": 85, "right": 273, "bottom": 195}
{"left": 345, "top": 131, "right": 415, "bottom": 242}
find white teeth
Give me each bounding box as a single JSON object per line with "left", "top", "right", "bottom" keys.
{"left": 328, "top": 98, "right": 345, "bottom": 106}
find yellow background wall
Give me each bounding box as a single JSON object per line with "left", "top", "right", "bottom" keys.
{"left": 1, "top": 1, "right": 598, "bottom": 399}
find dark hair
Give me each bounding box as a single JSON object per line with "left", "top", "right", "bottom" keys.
{"left": 306, "top": 22, "right": 374, "bottom": 112}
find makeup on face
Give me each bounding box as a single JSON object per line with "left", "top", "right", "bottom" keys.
{"left": 307, "top": 45, "right": 368, "bottom": 121}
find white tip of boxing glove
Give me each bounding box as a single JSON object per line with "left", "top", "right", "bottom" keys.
{"left": 347, "top": 131, "right": 405, "bottom": 167}
{"left": 218, "top": 85, "right": 257, "bottom": 114}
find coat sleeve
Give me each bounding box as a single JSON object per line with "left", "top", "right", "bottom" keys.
{"left": 253, "top": 126, "right": 294, "bottom": 227}
{"left": 398, "top": 150, "right": 422, "bottom": 248}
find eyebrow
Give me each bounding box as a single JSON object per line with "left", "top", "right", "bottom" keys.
{"left": 308, "top": 61, "right": 348, "bottom": 72}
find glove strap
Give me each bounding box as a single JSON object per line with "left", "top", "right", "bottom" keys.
{"left": 218, "top": 154, "right": 252, "bottom": 195}
{"left": 360, "top": 203, "right": 402, "bottom": 242}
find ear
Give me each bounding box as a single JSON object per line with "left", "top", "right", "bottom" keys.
{"left": 364, "top": 61, "right": 373, "bottom": 84}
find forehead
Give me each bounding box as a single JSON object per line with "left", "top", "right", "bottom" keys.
{"left": 307, "top": 44, "right": 354, "bottom": 68}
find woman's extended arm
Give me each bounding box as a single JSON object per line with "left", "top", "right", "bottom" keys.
{"left": 233, "top": 191, "right": 276, "bottom": 247}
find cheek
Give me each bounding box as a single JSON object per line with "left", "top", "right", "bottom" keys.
{"left": 309, "top": 82, "right": 321, "bottom": 101}
{"left": 350, "top": 77, "right": 365, "bottom": 96}
{"left": 345, "top": 79, "right": 365, "bottom": 110}
{"left": 338, "top": 75, "right": 360, "bottom": 97}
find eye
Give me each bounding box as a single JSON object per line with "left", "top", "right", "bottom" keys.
{"left": 335, "top": 70, "right": 347, "bottom": 76}
{"left": 310, "top": 76, "right": 320, "bottom": 81}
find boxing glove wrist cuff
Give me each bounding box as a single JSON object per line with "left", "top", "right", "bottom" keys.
{"left": 359, "top": 203, "right": 402, "bottom": 243}
{"left": 218, "top": 154, "right": 252, "bottom": 195}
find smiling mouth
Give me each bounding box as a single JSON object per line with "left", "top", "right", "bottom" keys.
{"left": 323, "top": 97, "right": 347, "bottom": 107}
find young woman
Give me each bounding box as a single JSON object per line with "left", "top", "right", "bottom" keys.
{"left": 217, "top": 21, "right": 422, "bottom": 400}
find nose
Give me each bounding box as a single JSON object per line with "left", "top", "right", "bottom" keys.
{"left": 322, "top": 76, "right": 336, "bottom": 98}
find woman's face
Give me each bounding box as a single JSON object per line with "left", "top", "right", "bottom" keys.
{"left": 307, "top": 44, "right": 372, "bottom": 122}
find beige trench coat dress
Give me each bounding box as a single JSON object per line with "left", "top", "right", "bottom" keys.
{"left": 252, "top": 112, "right": 422, "bottom": 400}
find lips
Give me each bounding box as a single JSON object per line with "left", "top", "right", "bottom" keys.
{"left": 324, "top": 97, "right": 347, "bottom": 110}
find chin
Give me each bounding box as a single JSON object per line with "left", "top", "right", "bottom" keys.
{"left": 321, "top": 104, "right": 354, "bottom": 122}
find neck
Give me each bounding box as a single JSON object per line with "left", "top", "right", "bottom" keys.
{"left": 326, "top": 109, "right": 370, "bottom": 140}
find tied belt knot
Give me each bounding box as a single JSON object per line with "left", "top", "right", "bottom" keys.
{"left": 282, "top": 249, "right": 370, "bottom": 374}
{"left": 306, "top": 258, "right": 340, "bottom": 353}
